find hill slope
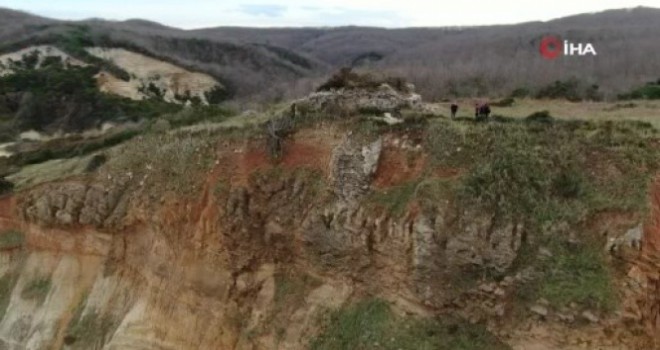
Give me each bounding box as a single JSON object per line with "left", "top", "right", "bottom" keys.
{"left": 194, "top": 7, "right": 660, "bottom": 100}
{"left": 0, "top": 9, "right": 323, "bottom": 102}
{"left": 2, "top": 7, "right": 660, "bottom": 101}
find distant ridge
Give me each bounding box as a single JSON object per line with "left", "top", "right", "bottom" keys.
{"left": 0, "top": 6, "right": 659, "bottom": 100}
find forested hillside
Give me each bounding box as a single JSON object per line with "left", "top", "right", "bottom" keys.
{"left": 1, "top": 7, "right": 659, "bottom": 101}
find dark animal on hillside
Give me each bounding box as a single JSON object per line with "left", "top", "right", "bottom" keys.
{"left": 450, "top": 103, "right": 458, "bottom": 118}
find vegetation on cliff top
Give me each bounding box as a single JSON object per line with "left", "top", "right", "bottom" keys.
{"left": 362, "top": 114, "right": 656, "bottom": 312}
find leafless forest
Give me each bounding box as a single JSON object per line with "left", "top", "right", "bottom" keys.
{"left": 1, "top": 6, "right": 659, "bottom": 102}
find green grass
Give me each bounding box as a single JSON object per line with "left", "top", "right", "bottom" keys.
{"left": 425, "top": 117, "right": 658, "bottom": 222}
{"left": 105, "top": 131, "right": 217, "bottom": 196}
{"left": 369, "top": 181, "right": 419, "bottom": 217}
{"left": 21, "top": 277, "right": 51, "bottom": 304}
{"left": 7, "top": 154, "right": 97, "bottom": 190}
{"left": 537, "top": 241, "right": 616, "bottom": 311}
{"left": 0, "top": 230, "right": 24, "bottom": 250}
{"left": 311, "top": 298, "right": 510, "bottom": 350}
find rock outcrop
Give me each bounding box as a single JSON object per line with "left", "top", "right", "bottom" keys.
{"left": 329, "top": 136, "right": 382, "bottom": 202}
{"left": 17, "top": 181, "right": 129, "bottom": 230}
{"left": 295, "top": 83, "right": 422, "bottom": 118}
{"left": 0, "top": 45, "right": 86, "bottom": 76}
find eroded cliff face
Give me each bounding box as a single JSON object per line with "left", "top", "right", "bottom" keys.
{"left": 87, "top": 48, "right": 221, "bottom": 104}
{"left": 0, "top": 125, "right": 657, "bottom": 349}
{"left": 628, "top": 176, "right": 660, "bottom": 334}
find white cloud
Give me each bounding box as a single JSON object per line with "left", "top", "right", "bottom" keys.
{"left": 1, "top": 0, "right": 658, "bottom": 28}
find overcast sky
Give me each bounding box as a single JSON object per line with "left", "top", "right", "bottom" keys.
{"left": 1, "top": 0, "right": 659, "bottom": 28}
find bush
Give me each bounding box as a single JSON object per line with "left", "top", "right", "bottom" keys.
{"left": 584, "top": 84, "right": 603, "bottom": 101}
{"left": 618, "top": 83, "right": 660, "bottom": 100}
{"left": 265, "top": 114, "right": 295, "bottom": 158}
{"left": 536, "top": 79, "right": 582, "bottom": 101}
{"left": 552, "top": 168, "right": 584, "bottom": 199}
{"left": 525, "top": 110, "right": 554, "bottom": 124}
{"left": 0, "top": 178, "right": 14, "bottom": 195}
{"left": 510, "top": 88, "right": 530, "bottom": 98}
{"left": 492, "top": 97, "right": 515, "bottom": 107}
{"left": 84, "top": 154, "right": 107, "bottom": 172}
{"left": 150, "top": 119, "right": 171, "bottom": 133}
{"left": 205, "top": 85, "right": 232, "bottom": 104}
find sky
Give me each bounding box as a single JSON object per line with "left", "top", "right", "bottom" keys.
{"left": 1, "top": 0, "right": 659, "bottom": 28}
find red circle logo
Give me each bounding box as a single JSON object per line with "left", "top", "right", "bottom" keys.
{"left": 540, "top": 36, "right": 562, "bottom": 60}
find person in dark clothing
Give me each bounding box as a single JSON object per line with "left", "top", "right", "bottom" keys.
{"left": 481, "top": 103, "right": 491, "bottom": 119}
{"left": 450, "top": 102, "right": 458, "bottom": 119}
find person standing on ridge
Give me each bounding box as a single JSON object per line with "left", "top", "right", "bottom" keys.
{"left": 450, "top": 101, "right": 458, "bottom": 119}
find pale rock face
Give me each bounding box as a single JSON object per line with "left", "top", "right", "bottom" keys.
{"left": 329, "top": 136, "right": 383, "bottom": 202}
{"left": 294, "top": 83, "right": 423, "bottom": 118}
{"left": 0, "top": 45, "right": 222, "bottom": 105}
{"left": 86, "top": 47, "right": 221, "bottom": 104}
{"left": 0, "top": 45, "right": 86, "bottom": 76}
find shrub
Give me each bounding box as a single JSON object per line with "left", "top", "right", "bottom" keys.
{"left": 552, "top": 168, "right": 584, "bottom": 199}
{"left": 618, "top": 83, "right": 660, "bottom": 100}
{"left": 205, "top": 85, "right": 232, "bottom": 104}
{"left": 525, "top": 110, "right": 554, "bottom": 124}
{"left": 84, "top": 154, "right": 107, "bottom": 172}
{"left": 492, "top": 97, "right": 515, "bottom": 107}
{"left": 536, "top": 79, "right": 582, "bottom": 101}
{"left": 150, "top": 119, "right": 172, "bottom": 133}
{"left": 584, "top": 84, "right": 603, "bottom": 101}
{"left": 0, "top": 178, "right": 14, "bottom": 195}
{"left": 510, "top": 87, "right": 530, "bottom": 98}
{"left": 265, "top": 114, "right": 295, "bottom": 158}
